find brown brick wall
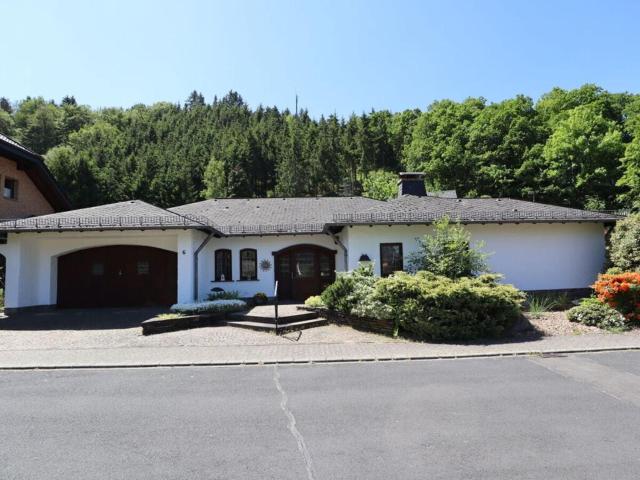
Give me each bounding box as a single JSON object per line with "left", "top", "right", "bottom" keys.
{"left": 0, "top": 155, "right": 55, "bottom": 219}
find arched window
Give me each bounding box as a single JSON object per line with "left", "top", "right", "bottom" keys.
{"left": 214, "top": 249, "right": 232, "bottom": 281}
{"left": 239, "top": 249, "right": 257, "bottom": 281}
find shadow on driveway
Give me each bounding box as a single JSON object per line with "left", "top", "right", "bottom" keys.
{"left": 0, "top": 307, "right": 168, "bottom": 331}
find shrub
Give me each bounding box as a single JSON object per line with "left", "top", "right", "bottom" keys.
{"left": 156, "top": 313, "right": 186, "bottom": 320}
{"left": 370, "top": 272, "right": 524, "bottom": 341}
{"left": 320, "top": 263, "right": 375, "bottom": 314}
{"left": 608, "top": 214, "right": 640, "bottom": 272}
{"left": 170, "top": 299, "right": 247, "bottom": 315}
{"left": 407, "top": 217, "right": 489, "bottom": 278}
{"left": 207, "top": 290, "right": 241, "bottom": 301}
{"left": 592, "top": 272, "right": 640, "bottom": 323}
{"left": 567, "top": 298, "right": 628, "bottom": 331}
{"left": 304, "top": 295, "right": 325, "bottom": 308}
{"left": 253, "top": 292, "right": 268, "bottom": 305}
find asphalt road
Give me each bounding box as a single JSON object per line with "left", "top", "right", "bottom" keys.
{"left": 1, "top": 352, "right": 639, "bottom": 480}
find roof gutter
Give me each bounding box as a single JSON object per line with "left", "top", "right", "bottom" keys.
{"left": 327, "top": 231, "right": 348, "bottom": 271}
{"left": 193, "top": 231, "right": 215, "bottom": 301}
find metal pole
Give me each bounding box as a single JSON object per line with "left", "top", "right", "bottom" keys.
{"left": 274, "top": 281, "right": 279, "bottom": 335}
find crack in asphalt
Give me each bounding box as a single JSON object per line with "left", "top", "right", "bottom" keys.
{"left": 273, "top": 365, "right": 317, "bottom": 480}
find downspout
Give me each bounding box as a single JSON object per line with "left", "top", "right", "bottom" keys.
{"left": 193, "top": 231, "right": 215, "bottom": 301}
{"left": 328, "top": 231, "right": 348, "bottom": 271}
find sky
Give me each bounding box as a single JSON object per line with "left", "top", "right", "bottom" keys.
{"left": 1, "top": 0, "right": 639, "bottom": 117}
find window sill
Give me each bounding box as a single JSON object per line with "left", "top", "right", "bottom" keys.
{"left": 211, "top": 280, "right": 235, "bottom": 283}
{"left": 237, "top": 279, "right": 260, "bottom": 282}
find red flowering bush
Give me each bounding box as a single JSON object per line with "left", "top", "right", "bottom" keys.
{"left": 592, "top": 273, "right": 640, "bottom": 323}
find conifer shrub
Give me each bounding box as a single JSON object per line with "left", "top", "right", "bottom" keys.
{"left": 370, "top": 272, "right": 524, "bottom": 341}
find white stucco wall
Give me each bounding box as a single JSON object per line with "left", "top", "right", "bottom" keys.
{"left": 0, "top": 230, "right": 183, "bottom": 309}
{"left": 343, "top": 222, "right": 606, "bottom": 291}
{"left": 0, "top": 221, "right": 606, "bottom": 309}
{"left": 467, "top": 223, "right": 606, "bottom": 290}
{"left": 199, "top": 233, "right": 345, "bottom": 301}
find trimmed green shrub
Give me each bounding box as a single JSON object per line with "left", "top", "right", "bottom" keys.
{"left": 252, "top": 292, "right": 268, "bottom": 305}
{"left": 408, "top": 217, "right": 489, "bottom": 278}
{"left": 320, "top": 263, "right": 374, "bottom": 314}
{"left": 304, "top": 295, "right": 325, "bottom": 308}
{"left": 170, "top": 299, "right": 247, "bottom": 315}
{"left": 156, "top": 313, "right": 186, "bottom": 320}
{"left": 608, "top": 214, "right": 640, "bottom": 272}
{"left": 370, "top": 272, "right": 525, "bottom": 341}
{"left": 567, "top": 298, "right": 628, "bottom": 331}
{"left": 207, "top": 290, "right": 241, "bottom": 300}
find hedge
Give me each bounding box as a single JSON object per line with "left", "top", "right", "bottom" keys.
{"left": 170, "top": 299, "right": 247, "bottom": 315}
{"left": 371, "top": 272, "right": 525, "bottom": 341}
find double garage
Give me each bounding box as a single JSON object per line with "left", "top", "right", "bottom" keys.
{"left": 57, "top": 245, "right": 177, "bottom": 308}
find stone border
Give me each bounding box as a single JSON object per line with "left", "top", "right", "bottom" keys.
{"left": 141, "top": 313, "right": 226, "bottom": 335}
{"left": 0, "top": 345, "right": 639, "bottom": 370}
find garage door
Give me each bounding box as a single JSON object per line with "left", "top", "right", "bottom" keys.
{"left": 57, "top": 245, "right": 177, "bottom": 308}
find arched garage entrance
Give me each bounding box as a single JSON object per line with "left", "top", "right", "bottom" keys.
{"left": 273, "top": 244, "right": 336, "bottom": 301}
{"left": 57, "top": 245, "right": 177, "bottom": 308}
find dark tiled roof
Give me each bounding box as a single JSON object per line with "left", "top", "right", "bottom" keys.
{"left": 0, "top": 133, "right": 72, "bottom": 211}
{"left": 330, "top": 196, "right": 621, "bottom": 225}
{"left": 0, "top": 133, "right": 38, "bottom": 155}
{"left": 0, "top": 195, "right": 620, "bottom": 235}
{"left": 0, "top": 200, "right": 221, "bottom": 233}
{"left": 170, "top": 197, "right": 386, "bottom": 235}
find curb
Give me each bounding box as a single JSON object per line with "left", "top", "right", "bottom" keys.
{"left": 0, "top": 345, "right": 638, "bottom": 371}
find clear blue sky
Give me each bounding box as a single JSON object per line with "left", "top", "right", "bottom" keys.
{"left": 2, "top": 0, "right": 639, "bottom": 117}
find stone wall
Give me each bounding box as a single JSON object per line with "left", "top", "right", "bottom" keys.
{"left": 314, "top": 308, "right": 395, "bottom": 336}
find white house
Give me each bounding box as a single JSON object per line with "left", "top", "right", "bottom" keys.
{"left": 0, "top": 173, "right": 618, "bottom": 313}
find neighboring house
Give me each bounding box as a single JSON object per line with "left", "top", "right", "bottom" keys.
{"left": 0, "top": 173, "right": 619, "bottom": 313}
{"left": 0, "top": 133, "right": 72, "bottom": 219}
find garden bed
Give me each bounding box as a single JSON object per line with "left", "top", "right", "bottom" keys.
{"left": 141, "top": 313, "right": 227, "bottom": 335}
{"left": 304, "top": 307, "right": 395, "bottom": 336}
{"left": 516, "top": 311, "right": 640, "bottom": 337}
{"left": 143, "top": 298, "right": 249, "bottom": 335}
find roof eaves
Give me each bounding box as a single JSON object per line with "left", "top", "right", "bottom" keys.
{"left": 0, "top": 136, "right": 73, "bottom": 211}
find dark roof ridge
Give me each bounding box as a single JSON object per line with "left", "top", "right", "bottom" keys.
{"left": 0, "top": 199, "right": 224, "bottom": 234}
{"left": 0, "top": 133, "right": 40, "bottom": 156}
{"left": 168, "top": 195, "right": 386, "bottom": 210}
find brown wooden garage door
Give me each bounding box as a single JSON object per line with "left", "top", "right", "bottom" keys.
{"left": 57, "top": 245, "right": 177, "bottom": 308}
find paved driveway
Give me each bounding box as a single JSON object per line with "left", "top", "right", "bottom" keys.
{"left": 0, "top": 307, "right": 400, "bottom": 350}
{"left": 0, "top": 307, "right": 166, "bottom": 330}
{"left": 1, "top": 352, "right": 639, "bottom": 479}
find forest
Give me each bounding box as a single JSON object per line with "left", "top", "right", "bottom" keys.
{"left": 0, "top": 84, "right": 639, "bottom": 211}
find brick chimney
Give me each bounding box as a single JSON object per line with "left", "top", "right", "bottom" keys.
{"left": 397, "top": 172, "right": 426, "bottom": 197}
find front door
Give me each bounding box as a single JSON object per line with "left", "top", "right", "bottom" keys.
{"left": 273, "top": 245, "right": 336, "bottom": 301}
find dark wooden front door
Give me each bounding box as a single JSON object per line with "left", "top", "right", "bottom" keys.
{"left": 57, "top": 245, "right": 177, "bottom": 308}
{"left": 273, "top": 245, "right": 336, "bottom": 301}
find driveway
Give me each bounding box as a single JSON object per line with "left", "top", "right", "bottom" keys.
{"left": 0, "top": 307, "right": 401, "bottom": 351}
{"left": 1, "top": 352, "right": 639, "bottom": 479}
{"left": 0, "top": 307, "right": 166, "bottom": 331}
